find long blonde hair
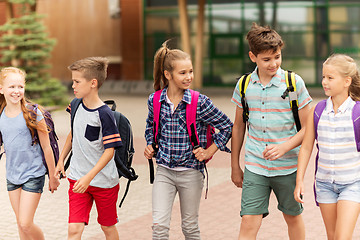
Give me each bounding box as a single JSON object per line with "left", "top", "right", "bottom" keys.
{"left": 153, "top": 40, "right": 191, "bottom": 91}
{"left": 0, "top": 67, "right": 47, "bottom": 140}
{"left": 323, "top": 54, "right": 360, "bottom": 101}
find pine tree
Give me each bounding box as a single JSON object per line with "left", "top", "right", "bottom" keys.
{"left": 0, "top": 0, "right": 67, "bottom": 106}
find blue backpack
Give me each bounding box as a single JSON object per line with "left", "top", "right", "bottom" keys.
{"left": 0, "top": 103, "right": 60, "bottom": 174}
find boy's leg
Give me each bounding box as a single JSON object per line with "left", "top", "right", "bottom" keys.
{"left": 68, "top": 223, "right": 85, "bottom": 240}
{"left": 282, "top": 213, "right": 305, "bottom": 240}
{"left": 152, "top": 166, "right": 177, "bottom": 240}
{"left": 239, "top": 168, "right": 271, "bottom": 240}
{"left": 101, "top": 225, "right": 119, "bottom": 240}
{"left": 92, "top": 184, "right": 120, "bottom": 239}
{"left": 239, "top": 215, "right": 262, "bottom": 240}
{"left": 334, "top": 200, "right": 360, "bottom": 240}
{"left": 68, "top": 179, "right": 93, "bottom": 239}
{"left": 177, "top": 169, "right": 204, "bottom": 240}
{"left": 271, "top": 172, "right": 304, "bottom": 240}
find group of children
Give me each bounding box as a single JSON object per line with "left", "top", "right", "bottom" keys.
{"left": 0, "top": 22, "right": 359, "bottom": 240}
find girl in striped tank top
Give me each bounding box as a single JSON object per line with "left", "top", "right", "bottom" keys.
{"left": 294, "top": 54, "right": 360, "bottom": 239}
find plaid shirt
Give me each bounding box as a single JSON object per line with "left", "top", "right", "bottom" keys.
{"left": 145, "top": 88, "right": 233, "bottom": 172}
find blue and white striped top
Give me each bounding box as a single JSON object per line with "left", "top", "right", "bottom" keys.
{"left": 316, "top": 96, "right": 360, "bottom": 184}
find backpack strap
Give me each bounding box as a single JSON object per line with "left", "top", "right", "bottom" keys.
{"left": 313, "top": 99, "right": 326, "bottom": 207}
{"left": 0, "top": 132, "right": 3, "bottom": 160}
{"left": 283, "top": 70, "right": 301, "bottom": 132}
{"left": 186, "top": 89, "right": 200, "bottom": 148}
{"left": 237, "top": 73, "right": 251, "bottom": 123}
{"left": 314, "top": 100, "right": 327, "bottom": 141}
{"left": 153, "top": 90, "right": 162, "bottom": 145}
{"left": 148, "top": 90, "right": 162, "bottom": 184}
{"left": 352, "top": 101, "right": 360, "bottom": 152}
{"left": 63, "top": 98, "right": 82, "bottom": 172}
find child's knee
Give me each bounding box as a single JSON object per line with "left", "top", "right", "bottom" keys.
{"left": 283, "top": 213, "right": 303, "bottom": 225}
{"left": 152, "top": 223, "right": 170, "bottom": 239}
{"left": 100, "top": 224, "right": 117, "bottom": 234}
{"left": 68, "top": 223, "right": 85, "bottom": 237}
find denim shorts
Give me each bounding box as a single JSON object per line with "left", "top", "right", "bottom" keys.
{"left": 7, "top": 175, "right": 45, "bottom": 193}
{"left": 315, "top": 180, "right": 360, "bottom": 204}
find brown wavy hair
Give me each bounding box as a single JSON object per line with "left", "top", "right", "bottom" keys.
{"left": 153, "top": 40, "right": 191, "bottom": 91}
{"left": 0, "top": 67, "right": 47, "bottom": 141}
{"left": 246, "top": 22, "right": 284, "bottom": 56}
{"left": 323, "top": 54, "right": 360, "bottom": 101}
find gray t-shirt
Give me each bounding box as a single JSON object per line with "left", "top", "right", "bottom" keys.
{"left": 67, "top": 102, "right": 122, "bottom": 188}
{"left": 0, "top": 107, "right": 46, "bottom": 184}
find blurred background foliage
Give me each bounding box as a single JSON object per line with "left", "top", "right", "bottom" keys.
{"left": 0, "top": 0, "right": 68, "bottom": 106}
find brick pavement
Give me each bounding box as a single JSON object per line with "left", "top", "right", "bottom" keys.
{"left": 0, "top": 90, "right": 359, "bottom": 239}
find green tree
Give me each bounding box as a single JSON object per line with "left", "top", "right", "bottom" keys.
{"left": 0, "top": 0, "right": 68, "bottom": 106}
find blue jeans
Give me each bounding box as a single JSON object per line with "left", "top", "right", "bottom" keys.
{"left": 152, "top": 165, "right": 204, "bottom": 240}
{"left": 7, "top": 175, "right": 45, "bottom": 193}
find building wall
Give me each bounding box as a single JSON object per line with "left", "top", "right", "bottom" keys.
{"left": 36, "top": 0, "right": 121, "bottom": 82}
{"left": 120, "top": 0, "right": 143, "bottom": 80}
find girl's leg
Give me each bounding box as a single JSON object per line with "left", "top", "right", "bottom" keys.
{"left": 334, "top": 200, "right": 360, "bottom": 240}
{"left": 17, "top": 190, "right": 44, "bottom": 240}
{"left": 8, "top": 188, "right": 28, "bottom": 240}
{"left": 319, "top": 203, "right": 337, "bottom": 240}
{"left": 177, "top": 169, "right": 204, "bottom": 240}
{"left": 152, "top": 166, "right": 177, "bottom": 240}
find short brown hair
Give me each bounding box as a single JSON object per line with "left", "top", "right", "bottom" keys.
{"left": 246, "top": 22, "right": 284, "bottom": 56}
{"left": 68, "top": 57, "right": 109, "bottom": 88}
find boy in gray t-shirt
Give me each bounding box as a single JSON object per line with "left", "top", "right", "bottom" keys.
{"left": 56, "top": 57, "right": 122, "bottom": 240}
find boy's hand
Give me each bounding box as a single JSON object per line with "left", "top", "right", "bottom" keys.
{"left": 294, "top": 182, "right": 305, "bottom": 203}
{"left": 263, "top": 143, "right": 286, "bottom": 160}
{"left": 73, "top": 175, "right": 92, "bottom": 193}
{"left": 193, "top": 147, "right": 211, "bottom": 162}
{"left": 48, "top": 175, "right": 60, "bottom": 193}
{"left": 231, "top": 167, "right": 244, "bottom": 188}
{"left": 55, "top": 161, "right": 66, "bottom": 179}
{"left": 144, "top": 144, "right": 156, "bottom": 159}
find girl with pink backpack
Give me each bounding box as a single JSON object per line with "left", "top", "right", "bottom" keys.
{"left": 144, "top": 40, "right": 233, "bottom": 239}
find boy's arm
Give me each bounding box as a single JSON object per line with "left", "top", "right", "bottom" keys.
{"left": 72, "top": 147, "right": 115, "bottom": 193}
{"left": 263, "top": 103, "right": 311, "bottom": 160}
{"left": 231, "top": 106, "right": 246, "bottom": 188}
{"left": 37, "top": 119, "right": 60, "bottom": 193}
{"left": 55, "top": 131, "right": 72, "bottom": 179}
{"left": 294, "top": 107, "right": 315, "bottom": 203}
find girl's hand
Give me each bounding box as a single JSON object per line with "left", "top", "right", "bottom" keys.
{"left": 72, "top": 175, "right": 91, "bottom": 194}
{"left": 48, "top": 175, "right": 60, "bottom": 193}
{"left": 263, "top": 143, "right": 286, "bottom": 160}
{"left": 231, "top": 167, "right": 244, "bottom": 188}
{"left": 144, "top": 144, "right": 156, "bottom": 159}
{"left": 294, "top": 182, "right": 304, "bottom": 203}
{"left": 55, "top": 161, "right": 66, "bottom": 179}
{"left": 193, "top": 147, "right": 211, "bottom": 162}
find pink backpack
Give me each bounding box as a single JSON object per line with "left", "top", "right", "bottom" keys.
{"left": 153, "top": 89, "right": 214, "bottom": 157}
{"left": 148, "top": 89, "right": 215, "bottom": 195}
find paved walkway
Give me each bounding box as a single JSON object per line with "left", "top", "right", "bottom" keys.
{"left": 0, "top": 90, "right": 359, "bottom": 239}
